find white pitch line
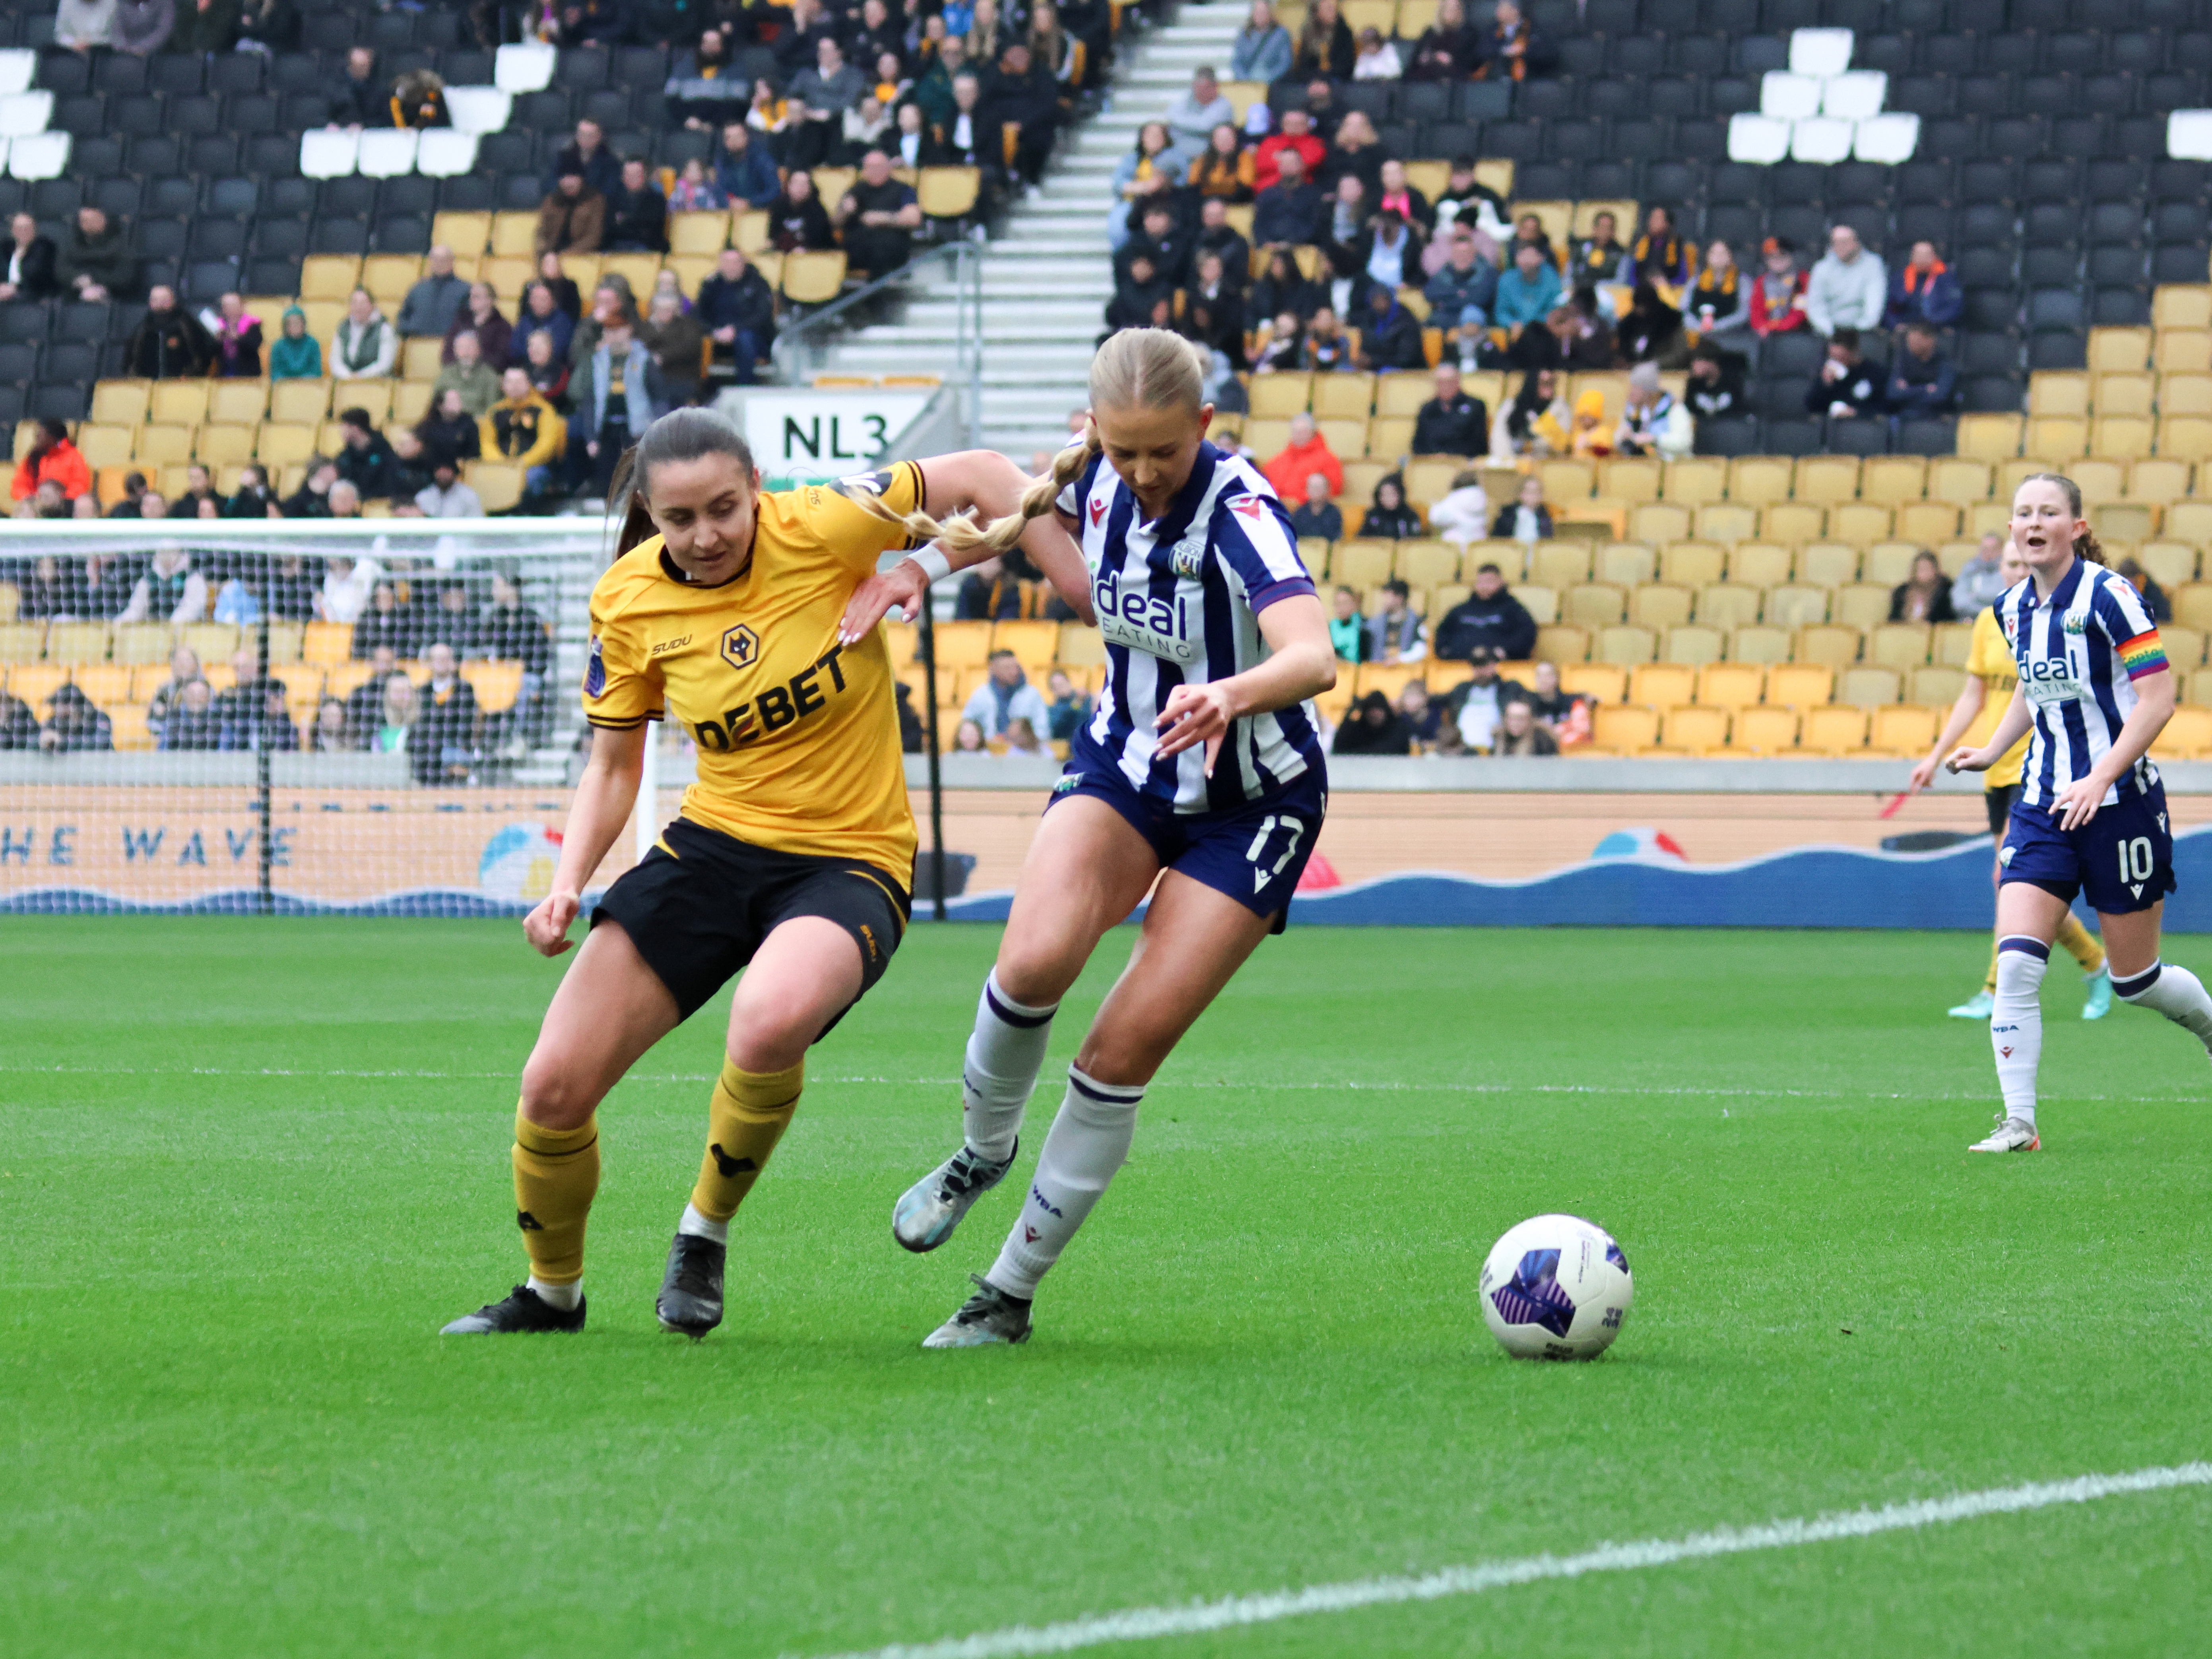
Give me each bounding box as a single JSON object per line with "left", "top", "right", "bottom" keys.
{"left": 0, "top": 1062, "right": 2200, "bottom": 1106}
{"left": 806, "top": 1462, "right": 2212, "bottom": 1659}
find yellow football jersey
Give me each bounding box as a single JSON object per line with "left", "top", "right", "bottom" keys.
{"left": 1964, "top": 602, "right": 2028, "bottom": 791}
{"left": 582, "top": 461, "right": 923, "bottom": 884}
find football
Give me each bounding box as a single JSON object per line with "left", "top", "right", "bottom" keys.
{"left": 1480, "top": 1214, "right": 1635, "bottom": 1361}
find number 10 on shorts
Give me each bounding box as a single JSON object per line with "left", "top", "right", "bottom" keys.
{"left": 1245, "top": 814, "right": 1305, "bottom": 893}
{"left": 2120, "top": 836, "right": 2156, "bottom": 886}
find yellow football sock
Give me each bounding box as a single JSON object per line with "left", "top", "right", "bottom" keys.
{"left": 1983, "top": 931, "right": 2001, "bottom": 994}
{"left": 2056, "top": 912, "right": 2106, "bottom": 976}
{"left": 689, "top": 1058, "right": 805, "bottom": 1224}
{"left": 512, "top": 1106, "right": 600, "bottom": 1286}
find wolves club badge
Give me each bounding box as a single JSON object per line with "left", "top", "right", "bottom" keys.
{"left": 838, "top": 469, "right": 897, "bottom": 496}
{"left": 584, "top": 636, "right": 606, "bottom": 698}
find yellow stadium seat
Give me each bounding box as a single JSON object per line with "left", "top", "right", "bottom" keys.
{"left": 1762, "top": 500, "right": 1826, "bottom": 546}
{"left": 89, "top": 378, "right": 152, "bottom": 425}
{"left": 2128, "top": 460, "right": 2193, "bottom": 508}
{"left": 1867, "top": 542, "right": 1920, "bottom": 588}
{"left": 1693, "top": 583, "right": 1762, "bottom": 631}
{"left": 2097, "top": 372, "right": 2156, "bottom": 417}
{"left": 1533, "top": 624, "right": 1589, "bottom": 663}
{"left": 110, "top": 624, "right": 174, "bottom": 666}
{"left": 1727, "top": 455, "right": 1794, "bottom": 504}
{"left": 71, "top": 663, "right": 132, "bottom": 706}
{"left": 2167, "top": 626, "right": 2208, "bottom": 669}
{"left": 1830, "top": 502, "right": 1894, "bottom": 544}
{"left": 178, "top": 624, "right": 237, "bottom": 663}
{"left": 1311, "top": 373, "right": 1376, "bottom": 419}
{"left": 1834, "top": 582, "right": 1894, "bottom": 631}
{"left": 2089, "top": 326, "right": 2152, "bottom": 373}
{"left": 1538, "top": 458, "right": 1595, "bottom": 501}
{"left": 1730, "top": 624, "right": 1793, "bottom": 665}
{"left": 1661, "top": 704, "right": 1730, "bottom": 754}
{"left": 1394, "top": 541, "right": 1459, "bottom": 588}
{"left": 1594, "top": 542, "right": 1657, "bottom": 587}
{"left": 1601, "top": 456, "right": 1663, "bottom": 504}
{"left": 1328, "top": 541, "right": 1395, "bottom": 589}
{"left": 1628, "top": 503, "right": 1691, "bottom": 545}
{"left": 1590, "top": 703, "right": 1659, "bottom": 753}
{"left": 7, "top": 662, "right": 67, "bottom": 710}
{"left": 931, "top": 621, "right": 995, "bottom": 670}
{"left": 1629, "top": 663, "right": 1696, "bottom": 708}
{"left": 1564, "top": 583, "right": 1627, "bottom": 626}
{"left": 991, "top": 620, "right": 1059, "bottom": 669}
{"left": 1870, "top": 704, "right": 1938, "bottom": 755}
{"left": 2030, "top": 372, "right": 2090, "bottom": 418}
{"left": 1838, "top": 666, "right": 1902, "bottom": 708}
{"left": 1400, "top": 459, "right": 1463, "bottom": 506}
{"left": 1697, "top": 662, "right": 1765, "bottom": 708}
{"left": 2072, "top": 457, "right": 2128, "bottom": 505}
{"left": 1246, "top": 374, "right": 1312, "bottom": 421}
{"left": 1727, "top": 705, "right": 1799, "bottom": 754}
{"left": 1931, "top": 621, "right": 1974, "bottom": 667}
{"left": 2155, "top": 286, "right": 2212, "bottom": 330}
{"left": 1861, "top": 456, "right": 1927, "bottom": 506}
{"left": 44, "top": 623, "right": 111, "bottom": 665}
{"left": 1867, "top": 623, "right": 1931, "bottom": 669}
{"left": 1793, "top": 626, "right": 1861, "bottom": 671}
{"left": 1628, "top": 583, "right": 1692, "bottom": 631}
{"left": 1793, "top": 455, "right": 1861, "bottom": 504}
{"left": 1316, "top": 418, "right": 1368, "bottom": 459}
{"left": 456, "top": 660, "right": 524, "bottom": 712}
{"left": 1764, "top": 584, "right": 1830, "bottom": 628}
{"left": 1529, "top": 543, "right": 1592, "bottom": 588}
{"left": 1661, "top": 625, "right": 1726, "bottom": 666}
{"left": 1911, "top": 665, "right": 1967, "bottom": 708}
{"left": 1927, "top": 458, "right": 1993, "bottom": 504}
{"left": 5, "top": 620, "right": 52, "bottom": 662}
{"left": 1957, "top": 413, "right": 2024, "bottom": 460}
{"left": 1560, "top": 663, "right": 1626, "bottom": 704}
{"left": 1695, "top": 503, "right": 1761, "bottom": 545}
{"left": 2138, "top": 542, "right": 2199, "bottom": 588}
{"left": 207, "top": 380, "right": 268, "bottom": 425}
{"left": 1660, "top": 542, "right": 1727, "bottom": 588}
{"left": 2156, "top": 707, "right": 2212, "bottom": 759}
{"left": 1897, "top": 501, "right": 1962, "bottom": 545}
{"left": 198, "top": 424, "right": 258, "bottom": 466}
{"left": 1721, "top": 542, "right": 1788, "bottom": 588}
{"left": 1661, "top": 458, "right": 1727, "bottom": 505}
{"left": 1517, "top": 585, "right": 1558, "bottom": 624}
{"left": 1801, "top": 703, "right": 1870, "bottom": 754}
{"left": 2161, "top": 373, "right": 2212, "bottom": 417}
{"left": 148, "top": 381, "right": 210, "bottom": 427}
{"left": 2026, "top": 415, "right": 2089, "bottom": 458}
{"left": 1366, "top": 417, "right": 1415, "bottom": 460}
{"left": 1797, "top": 543, "right": 1859, "bottom": 586}
{"left": 1766, "top": 662, "right": 1835, "bottom": 708}
{"left": 1593, "top": 625, "right": 1657, "bottom": 666}
{"left": 780, "top": 250, "right": 848, "bottom": 303}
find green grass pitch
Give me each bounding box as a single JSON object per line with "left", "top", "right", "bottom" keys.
{"left": 4, "top": 917, "right": 2211, "bottom": 1657}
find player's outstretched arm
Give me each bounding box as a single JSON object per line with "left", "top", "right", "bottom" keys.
{"left": 1155, "top": 593, "right": 1336, "bottom": 776}
{"left": 1947, "top": 685, "right": 2031, "bottom": 777}
{"left": 838, "top": 447, "right": 1096, "bottom": 641}
{"left": 2048, "top": 666, "right": 2174, "bottom": 830}
{"left": 1911, "top": 675, "right": 1985, "bottom": 792}
{"left": 525, "top": 723, "right": 647, "bottom": 958}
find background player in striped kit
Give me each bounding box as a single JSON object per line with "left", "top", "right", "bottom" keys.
{"left": 1946, "top": 474, "right": 2212, "bottom": 1153}
{"left": 1911, "top": 537, "right": 2111, "bottom": 1021}
{"left": 838, "top": 329, "right": 1338, "bottom": 1345}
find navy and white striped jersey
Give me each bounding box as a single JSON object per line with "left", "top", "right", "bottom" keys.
{"left": 1056, "top": 439, "right": 1323, "bottom": 812}
{"left": 1997, "top": 557, "right": 2170, "bottom": 809}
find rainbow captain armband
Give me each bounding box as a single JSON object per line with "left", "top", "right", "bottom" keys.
{"left": 2119, "top": 631, "right": 2169, "bottom": 680}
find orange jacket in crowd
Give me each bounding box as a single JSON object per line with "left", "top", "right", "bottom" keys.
{"left": 11, "top": 437, "right": 92, "bottom": 502}
{"left": 1263, "top": 433, "right": 1343, "bottom": 502}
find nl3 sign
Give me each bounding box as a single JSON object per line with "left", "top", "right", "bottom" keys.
{"left": 737, "top": 390, "right": 935, "bottom": 485}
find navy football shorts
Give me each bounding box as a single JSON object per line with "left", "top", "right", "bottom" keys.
{"left": 2000, "top": 778, "right": 2176, "bottom": 916}
{"left": 1046, "top": 745, "right": 1328, "bottom": 935}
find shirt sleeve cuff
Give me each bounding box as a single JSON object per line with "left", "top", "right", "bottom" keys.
{"left": 1249, "top": 575, "right": 1317, "bottom": 613}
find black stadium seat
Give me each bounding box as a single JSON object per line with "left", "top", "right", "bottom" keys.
{"left": 149, "top": 53, "right": 204, "bottom": 96}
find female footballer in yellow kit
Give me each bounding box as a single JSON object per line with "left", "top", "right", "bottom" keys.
{"left": 443, "top": 408, "right": 1090, "bottom": 1337}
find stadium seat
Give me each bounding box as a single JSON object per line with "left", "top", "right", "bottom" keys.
{"left": 1696, "top": 663, "right": 1765, "bottom": 709}
{"left": 1661, "top": 704, "right": 1730, "bottom": 754}
{"left": 1591, "top": 703, "right": 1659, "bottom": 753}
{"left": 1727, "top": 705, "right": 1800, "bottom": 754}
{"left": 1801, "top": 704, "right": 1870, "bottom": 754}
{"left": 1628, "top": 663, "right": 1696, "bottom": 710}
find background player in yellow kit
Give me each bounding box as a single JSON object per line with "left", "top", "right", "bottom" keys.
{"left": 442, "top": 408, "right": 1090, "bottom": 1338}
{"left": 1910, "top": 538, "right": 2111, "bottom": 1022}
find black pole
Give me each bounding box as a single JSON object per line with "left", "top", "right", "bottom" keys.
{"left": 254, "top": 609, "right": 273, "bottom": 915}
{"left": 918, "top": 592, "right": 947, "bottom": 922}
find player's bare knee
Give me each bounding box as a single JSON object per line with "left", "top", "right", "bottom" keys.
{"left": 518, "top": 1051, "right": 598, "bottom": 1130}
{"left": 727, "top": 1018, "right": 813, "bottom": 1074}
{"left": 1071, "top": 1030, "right": 1162, "bottom": 1090}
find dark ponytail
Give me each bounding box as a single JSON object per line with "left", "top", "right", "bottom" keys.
{"left": 609, "top": 407, "right": 759, "bottom": 557}
{"left": 2020, "top": 471, "right": 2107, "bottom": 567}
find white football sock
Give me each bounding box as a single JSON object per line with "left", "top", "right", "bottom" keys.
{"left": 962, "top": 970, "right": 1059, "bottom": 1162}
{"left": 1992, "top": 936, "right": 2048, "bottom": 1127}
{"left": 677, "top": 1202, "right": 729, "bottom": 1244}
{"left": 2114, "top": 960, "right": 2212, "bottom": 1050}
{"left": 527, "top": 1276, "right": 582, "bottom": 1310}
{"left": 985, "top": 1066, "right": 1143, "bottom": 1299}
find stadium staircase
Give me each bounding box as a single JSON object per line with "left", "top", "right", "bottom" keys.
{"left": 806, "top": 2, "right": 1249, "bottom": 457}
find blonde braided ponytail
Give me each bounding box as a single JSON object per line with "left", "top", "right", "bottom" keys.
{"left": 835, "top": 328, "right": 1208, "bottom": 556}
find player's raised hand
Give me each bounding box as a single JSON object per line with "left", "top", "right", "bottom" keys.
{"left": 1154, "top": 681, "right": 1239, "bottom": 776}
{"left": 524, "top": 889, "right": 582, "bottom": 957}
{"left": 838, "top": 561, "right": 930, "bottom": 643}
